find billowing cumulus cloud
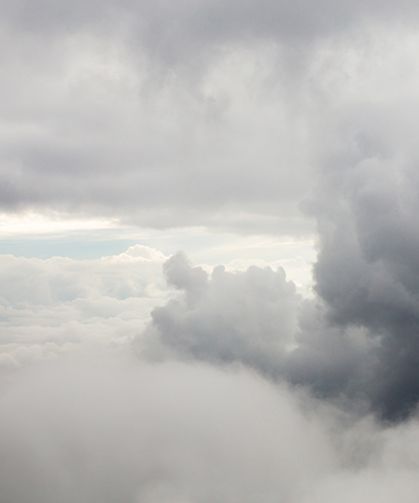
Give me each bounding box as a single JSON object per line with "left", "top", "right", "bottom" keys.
{"left": 141, "top": 252, "right": 299, "bottom": 372}
{"left": 139, "top": 252, "right": 375, "bottom": 413}
{"left": 141, "top": 240, "right": 419, "bottom": 420}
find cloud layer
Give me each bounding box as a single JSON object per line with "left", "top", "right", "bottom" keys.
{"left": 2, "top": 0, "right": 419, "bottom": 232}
{"left": 0, "top": 245, "right": 168, "bottom": 369}
{"left": 3, "top": 356, "right": 419, "bottom": 503}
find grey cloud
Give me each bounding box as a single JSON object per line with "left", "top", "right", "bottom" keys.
{"left": 285, "top": 299, "right": 376, "bottom": 405}
{"left": 0, "top": 30, "right": 312, "bottom": 232}
{"left": 311, "top": 153, "right": 419, "bottom": 420}
{"left": 142, "top": 252, "right": 300, "bottom": 375}
{"left": 3, "top": 0, "right": 419, "bottom": 50}
{"left": 2, "top": 0, "right": 419, "bottom": 232}
{"left": 140, "top": 253, "right": 374, "bottom": 415}
{"left": 140, "top": 247, "right": 418, "bottom": 420}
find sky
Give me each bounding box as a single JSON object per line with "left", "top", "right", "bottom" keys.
{"left": 2, "top": 1, "right": 419, "bottom": 501}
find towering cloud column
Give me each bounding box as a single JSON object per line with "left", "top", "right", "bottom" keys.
{"left": 313, "top": 159, "right": 419, "bottom": 420}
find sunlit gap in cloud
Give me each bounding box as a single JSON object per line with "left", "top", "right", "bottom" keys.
{"left": 0, "top": 211, "right": 316, "bottom": 295}
{"left": 0, "top": 211, "right": 118, "bottom": 235}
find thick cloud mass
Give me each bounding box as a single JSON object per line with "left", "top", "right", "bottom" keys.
{"left": 142, "top": 240, "right": 419, "bottom": 420}
{"left": 3, "top": 356, "right": 419, "bottom": 503}
{"left": 0, "top": 0, "right": 317, "bottom": 232}
{"left": 0, "top": 359, "right": 332, "bottom": 503}
{"left": 143, "top": 253, "right": 299, "bottom": 373}
{"left": 2, "top": 0, "right": 419, "bottom": 232}
{"left": 3, "top": 0, "right": 419, "bottom": 48}
{"left": 140, "top": 253, "right": 374, "bottom": 411}
{"left": 313, "top": 161, "right": 419, "bottom": 420}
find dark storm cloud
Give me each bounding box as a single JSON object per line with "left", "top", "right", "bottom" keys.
{"left": 312, "top": 158, "right": 419, "bottom": 420}
{"left": 140, "top": 253, "right": 375, "bottom": 415}
{"left": 143, "top": 180, "right": 419, "bottom": 422}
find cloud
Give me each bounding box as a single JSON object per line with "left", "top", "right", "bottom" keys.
{"left": 0, "top": 31, "right": 312, "bottom": 232}
{"left": 3, "top": 1, "right": 419, "bottom": 498}
{"left": 142, "top": 252, "right": 300, "bottom": 375}
{"left": 143, "top": 253, "right": 370, "bottom": 406}
{"left": 3, "top": 0, "right": 419, "bottom": 51}
{"left": 0, "top": 356, "right": 334, "bottom": 503}
{"left": 140, "top": 250, "right": 418, "bottom": 420}
{"left": 0, "top": 245, "right": 169, "bottom": 367}
{"left": 0, "top": 245, "right": 373, "bottom": 419}
{"left": 3, "top": 354, "right": 419, "bottom": 503}
{"left": 309, "top": 154, "right": 419, "bottom": 420}
{"left": 2, "top": 1, "right": 419, "bottom": 233}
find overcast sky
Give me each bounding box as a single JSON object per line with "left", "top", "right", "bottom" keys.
{"left": 2, "top": 1, "right": 419, "bottom": 502}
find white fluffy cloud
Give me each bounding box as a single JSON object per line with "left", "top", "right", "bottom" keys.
{"left": 0, "top": 245, "right": 169, "bottom": 369}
